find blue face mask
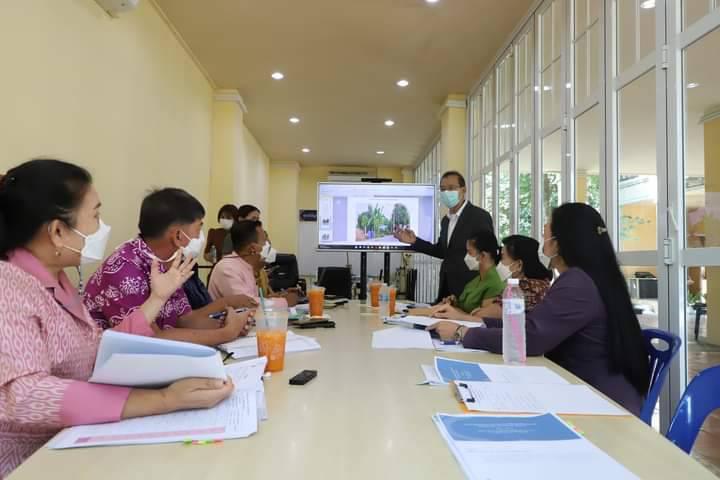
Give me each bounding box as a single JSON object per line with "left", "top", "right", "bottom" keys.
{"left": 439, "top": 190, "right": 460, "bottom": 209}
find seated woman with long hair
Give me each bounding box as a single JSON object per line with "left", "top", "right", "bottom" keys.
{"left": 431, "top": 235, "right": 552, "bottom": 321}
{"left": 429, "top": 203, "right": 650, "bottom": 416}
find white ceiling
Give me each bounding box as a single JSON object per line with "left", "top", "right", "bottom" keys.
{"left": 154, "top": 0, "right": 534, "bottom": 166}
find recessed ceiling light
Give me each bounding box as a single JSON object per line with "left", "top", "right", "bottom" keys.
{"left": 426, "top": 0, "right": 439, "bottom": 3}
{"left": 376, "top": 150, "right": 385, "bottom": 155}
{"left": 384, "top": 119, "right": 395, "bottom": 127}
{"left": 640, "top": 0, "right": 655, "bottom": 9}
{"left": 271, "top": 72, "right": 284, "bottom": 80}
{"left": 687, "top": 82, "right": 700, "bottom": 89}
{"left": 301, "top": 147, "right": 311, "bottom": 153}
{"left": 289, "top": 117, "right": 300, "bottom": 124}
{"left": 396, "top": 79, "right": 410, "bottom": 88}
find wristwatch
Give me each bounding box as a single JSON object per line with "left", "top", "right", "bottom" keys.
{"left": 453, "top": 325, "right": 466, "bottom": 342}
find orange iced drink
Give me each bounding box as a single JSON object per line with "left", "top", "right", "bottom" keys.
{"left": 309, "top": 286, "right": 325, "bottom": 317}
{"left": 257, "top": 329, "right": 287, "bottom": 372}
{"left": 388, "top": 286, "right": 397, "bottom": 316}
{"left": 369, "top": 282, "right": 382, "bottom": 308}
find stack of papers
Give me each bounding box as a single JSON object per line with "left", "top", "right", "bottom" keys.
{"left": 433, "top": 413, "right": 638, "bottom": 479}
{"left": 90, "top": 330, "right": 226, "bottom": 387}
{"left": 372, "top": 327, "right": 435, "bottom": 349}
{"left": 422, "top": 357, "right": 570, "bottom": 385}
{"left": 454, "top": 381, "right": 628, "bottom": 416}
{"left": 49, "top": 357, "right": 268, "bottom": 449}
{"left": 221, "top": 330, "right": 321, "bottom": 359}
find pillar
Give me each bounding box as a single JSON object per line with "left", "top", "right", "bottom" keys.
{"left": 439, "top": 94, "right": 467, "bottom": 176}
{"left": 268, "top": 162, "right": 301, "bottom": 255}
{"left": 703, "top": 109, "right": 720, "bottom": 344}
{"left": 210, "top": 89, "right": 247, "bottom": 228}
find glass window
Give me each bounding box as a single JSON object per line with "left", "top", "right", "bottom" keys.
{"left": 617, "top": 0, "right": 657, "bottom": 74}
{"left": 472, "top": 179, "right": 481, "bottom": 205}
{"left": 497, "top": 54, "right": 514, "bottom": 157}
{"left": 518, "top": 146, "right": 533, "bottom": 237}
{"left": 684, "top": 27, "right": 720, "bottom": 248}
{"left": 573, "top": 0, "right": 601, "bottom": 105}
{"left": 471, "top": 94, "right": 482, "bottom": 177}
{"left": 540, "top": 1, "right": 564, "bottom": 129}
{"left": 482, "top": 77, "right": 495, "bottom": 167}
{"left": 575, "top": 105, "right": 601, "bottom": 211}
{"left": 516, "top": 30, "right": 533, "bottom": 144}
{"left": 683, "top": 265, "right": 720, "bottom": 471}
{"left": 684, "top": 0, "right": 716, "bottom": 30}
{"left": 498, "top": 161, "right": 512, "bottom": 239}
{"left": 542, "top": 130, "right": 563, "bottom": 222}
{"left": 483, "top": 171, "right": 494, "bottom": 217}
{"left": 618, "top": 70, "right": 657, "bottom": 252}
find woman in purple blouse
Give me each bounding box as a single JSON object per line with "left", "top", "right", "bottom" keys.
{"left": 430, "top": 203, "right": 650, "bottom": 416}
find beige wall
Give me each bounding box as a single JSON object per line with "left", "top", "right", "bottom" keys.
{"left": 268, "top": 163, "right": 301, "bottom": 254}
{"left": 0, "top": 0, "right": 271, "bottom": 277}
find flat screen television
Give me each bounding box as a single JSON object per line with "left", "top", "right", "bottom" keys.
{"left": 317, "top": 182, "right": 436, "bottom": 251}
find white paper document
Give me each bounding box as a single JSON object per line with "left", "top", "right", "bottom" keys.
{"left": 432, "top": 339, "right": 487, "bottom": 354}
{"left": 385, "top": 315, "right": 483, "bottom": 330}
{"left": 221, "top": 330, "right": 321, "bottom": 359}
{"left": 89, "top": 330, "right": 226, "bottom": 387}
{"left": 371, "top": 327, "right": 435, "bottom": 349}
{"left": 49, "top": 358, "right": 268, "bottom": 449}
{"left": 455, "top": 381, "right": 629, "bottom": 416}
{"left": 433, "top": 357, "right": 569, "bottom": 385}
{"left": 433, "top": 412, "right": 638, "bottom": 480}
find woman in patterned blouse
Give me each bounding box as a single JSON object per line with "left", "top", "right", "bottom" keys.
{"left": 431, "top": 235, "right": 552, "bottom": 321}
{"left": 0, "top": 160, "right": 236, "bottom": 478}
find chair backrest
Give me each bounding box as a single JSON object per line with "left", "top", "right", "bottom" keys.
{"left": 317, "top": 267, "right": 352, "bottom": 299}
{"left": 640, "top": 328, "right": 682, "bottom": 425}
{"left": 667, "top": 365, "right": 720, "bottom": 453}
{"left": 269, "top": 254, "right": 299, "bottom": 291}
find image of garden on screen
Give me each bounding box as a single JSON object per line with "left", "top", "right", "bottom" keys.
{"left": 317, "top": 183, "right": 435, "bottom": 251}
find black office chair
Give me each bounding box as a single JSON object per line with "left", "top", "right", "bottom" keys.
{"left": 269, "top": 254, "right": 300, "bottom": 291}
{"left": 317, "top": 267, "right": 352, "bottom": 299}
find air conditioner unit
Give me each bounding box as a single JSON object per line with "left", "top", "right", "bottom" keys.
{"left": 94, "top": 0, "right": 140, "bottom": 17}
{"left": 327, "top": 171, "right": 375, "bottom": 183}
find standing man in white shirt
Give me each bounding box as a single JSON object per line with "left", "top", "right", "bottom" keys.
{"left": 394, "top": 171, "right": 494, "bottom": 302}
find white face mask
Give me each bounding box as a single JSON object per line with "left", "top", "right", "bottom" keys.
{"left": 219, "top": 218, "right": 234, "bottom": 231}
{"left": 62, "top": 219, "right": 112, "bottom": 265}
{"left": 464, "top": 253, "right": 480, "bottom": 271}
{"left": 496, "top": 262, "right": 512, "bottom": 282}
{"left": 180, "top": 229, "right": 205, "bottom": 259}
{"left": 538, "top": 237, "right": 557, "bottom": 269}
{"left": 261, "top": 241, "right": 277, "bottom": 264}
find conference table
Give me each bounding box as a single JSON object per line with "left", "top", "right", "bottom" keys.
{"left": 11, "top": 301, "right": 716, "bottom": 479}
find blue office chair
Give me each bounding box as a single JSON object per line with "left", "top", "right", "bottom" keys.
{"left": 666, "top": 365, "right": 720, "bottom": 453}
{"left": 640, "top": 329, "right": 682, "bottom": 425}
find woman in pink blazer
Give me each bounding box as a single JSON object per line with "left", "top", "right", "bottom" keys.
{"left": 0, "top": 159, "right": 235, "bottom": 478}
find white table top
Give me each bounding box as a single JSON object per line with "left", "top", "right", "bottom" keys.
{"left": 10, "top": 301, "right": 715, "bottom": 479}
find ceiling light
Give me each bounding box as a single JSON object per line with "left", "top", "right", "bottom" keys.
{"left": 640, "top": 0, "right": 655, "bottom": 9}
{"left": 289, "top": 117, "right": 300, "bottom": 124}
{"left": 687, "top": 82, "right": 700, "bottom": 89}
{"left": 396, "top": 79, "right": 410, "bottom": 88}
{"left": 271, "top": 72, "right": 284, "bottom": 80}
{"left": 565, "top": 82, "right": 572, "bottom": 89}
{"left": 384, "top": 119, "right": 395, "bottom": 127}
{"left": 376, "top": 150, "right": 385, "bottom": 155}
{"left": 301, "top": 147, "right": 311, "bottom": 153}
{"left": 426, "top": 0, "right": 439, "bottom": 3}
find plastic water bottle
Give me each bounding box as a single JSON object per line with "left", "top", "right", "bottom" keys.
{"left": 209, "top": 245, "right": 218, "bottom": 264}
{"left": 502, "top": 278, "right": 526, "bottom": 364}
{"left": 378, "top": 284, "right": 390, "bottom": 316}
